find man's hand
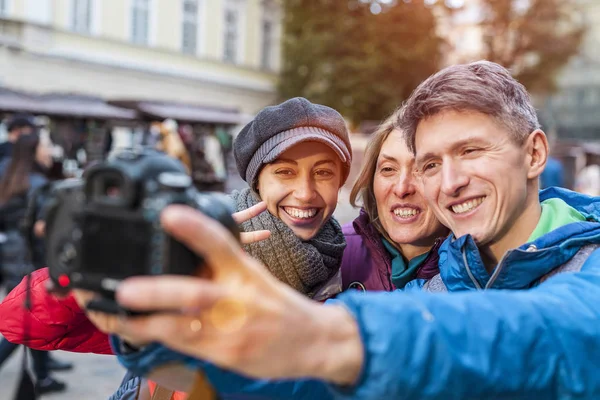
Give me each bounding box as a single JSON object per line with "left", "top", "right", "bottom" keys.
{"left": 112, "top": 205, "right": 364, "bottom": 384}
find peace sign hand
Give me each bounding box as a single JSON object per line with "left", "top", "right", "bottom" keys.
{"left": 231, "top": 201, "right": 271, "bottom": 244}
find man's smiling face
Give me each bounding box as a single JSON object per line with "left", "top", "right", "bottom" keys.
{"left": 413, "top": 110, "right": 533, "bottom": 247}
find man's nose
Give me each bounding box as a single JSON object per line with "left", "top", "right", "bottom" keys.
{"left": 440, "top": 161, "right": 469, "bottom": 197}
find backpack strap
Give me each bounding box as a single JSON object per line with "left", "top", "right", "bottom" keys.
{"left": 150, "top": 385, "right": 175, "bottom": 400}
{"left": 186, "top": 372, "right": 220, "bottom": 400}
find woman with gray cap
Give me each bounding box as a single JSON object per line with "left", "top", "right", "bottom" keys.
{"left": 0, "top": 97, "right": 353, "bottom": 399}
{"left": 232, "top": 96, "right": 352, "bottom": 299}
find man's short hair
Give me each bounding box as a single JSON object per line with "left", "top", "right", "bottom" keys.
{"left": 6, "top": 113, "right": 36, "bottom": 132}
{"left": 400, "top": 60, "right": 541, "bottom": 153}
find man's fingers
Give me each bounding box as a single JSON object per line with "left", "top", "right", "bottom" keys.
{"left": 161, "top": 205, "right": 243, "bottom": 268}
{"left": 232, "top": 201, "right": 267, "bottom": 224}
{"left": 240, "top": 230, "right": 271, "bottom": 244}
{"left": 116, "top": 275, "right": 222, "bottom": 312}
{"left": 116, "top": 313, "right": 185, "bottom": 344}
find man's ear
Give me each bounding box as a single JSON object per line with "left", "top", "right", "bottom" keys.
{"left": 525, "top": 130, "right": 549, "bottom": 180}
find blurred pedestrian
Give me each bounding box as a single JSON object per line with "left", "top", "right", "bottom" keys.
{"left": 0, "top": 114, "right": 37, "bottom": 163}
{"left": 0, "top": 133, "right": 71, "bottom": 395}
{"left": 155, "top": 119, "right": 192, "bottom": 174}
{"left": 540, "top": 156, "right": 565, "bottom": 189}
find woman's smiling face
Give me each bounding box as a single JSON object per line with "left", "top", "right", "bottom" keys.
{"left": 257, "top": 141, "right": 343, "bottom": 240}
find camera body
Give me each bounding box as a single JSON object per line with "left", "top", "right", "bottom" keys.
{"left": 44, "top": 148, "right": 239, "bottom": 304}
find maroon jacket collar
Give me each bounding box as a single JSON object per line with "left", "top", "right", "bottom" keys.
{"left": 352, "top": 209, "right": 442, "bottom": 287}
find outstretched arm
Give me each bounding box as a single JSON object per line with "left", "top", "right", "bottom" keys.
{"left": 87, "top": 205, "right": 600, "bottom": 399}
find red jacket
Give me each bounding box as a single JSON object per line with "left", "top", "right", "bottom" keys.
{"left": 0, "top": 267, "right": 113, "bottom": 354}
{"left": 0, "top": 268, "right": 191, "bottom": 400}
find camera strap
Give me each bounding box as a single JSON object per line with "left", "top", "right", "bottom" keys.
{"left": 14, "top": 207, "right": 38, "bottom": 400}
{"left": 150, "top": 385, "right": 174, "bottom": 400}
{"left": 13, "top": 273, "right": 37, "bottom": 400}
{"left": 186, "top": 372, "right": 220, "bottom": 400}
{"left": 13, "top": 361, "right": 37, "bottom": 400}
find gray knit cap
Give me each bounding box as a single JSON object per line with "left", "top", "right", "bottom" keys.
{"left": 234, "top": 97, "right": 352, "bottom": 187}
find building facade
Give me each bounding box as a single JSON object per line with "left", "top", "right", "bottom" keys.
{"left": 0, "top": 0, "right": 281, "bottom": 118}
{"left": 0, "top": 0, "right": 282, "bottom": 187}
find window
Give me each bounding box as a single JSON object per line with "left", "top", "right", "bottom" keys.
{"left": 0, "top": 0, "right": 8, "bottom": 15}
{"left": 131, "top": 0, "right": 150, "bottom": 45}
{"left": 72, "top": 0, "right": 93, "bottom": 34}
{"left": 182, "top": 0, "right": 200, "bottom": 55}
{"left": 26, "top": 0, "right": 51, "bottom": 24}
{"left": 223, "top": 0, "right": 243, "bottom": 63}
{"left": 261, "top": 0, "right": 279, "bottom": 70}
{"left": 261, "top": 19, "right": 273, "bottom": 69}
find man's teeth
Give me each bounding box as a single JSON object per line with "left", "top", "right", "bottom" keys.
{"left": 451, "top": 197, "right": 485, "bottom": 214}
{"left": 284, "top": 207, "right": 317, "bottom": 219}
{"left": 393, "top": 208, "right": 420, "bottom": 218}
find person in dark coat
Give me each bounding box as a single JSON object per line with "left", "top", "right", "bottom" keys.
{"left": 0, "top": 114, "right": 37, "bottom": 163}
{"left": 0, "top": 133, "right": 69, "bottom": 395}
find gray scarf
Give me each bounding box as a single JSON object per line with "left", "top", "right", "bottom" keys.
{"left": 231, "top": 188, "right": 346, "bottom": 298}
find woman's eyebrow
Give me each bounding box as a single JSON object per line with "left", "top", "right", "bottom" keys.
{"left": 314, "top": 160, "right": 337, "bottom": 167}
{"left": 271, "top": 158, "right": 297, "bottom": 165}
{"left": 377, "top": 154, "right": 398, "bottom": 164}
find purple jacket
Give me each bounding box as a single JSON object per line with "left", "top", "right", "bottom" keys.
{"left": 341, "top": 209, "right": 441, "bottom": 292}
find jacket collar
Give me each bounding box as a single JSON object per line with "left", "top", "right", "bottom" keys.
{"left": 439, "top": 189, "right": 600, "bottom": 291}
{"left": 353, "top": 209, "right": 442, "bottom": 283}
{"left": 539, "top": 186, "right": 600, "bottom": 222}
{"left": 353, "top": 209, "right": 391, "bottom": 263}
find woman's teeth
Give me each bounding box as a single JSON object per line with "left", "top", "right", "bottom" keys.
{"left": 393, "top": 208, "right": 420, "bottom": 219}
{"left": 451, "top": 197, "right": 485, "bottom": 214}
{"left": 284, "top": 207, "right": 318, "bottom": 219}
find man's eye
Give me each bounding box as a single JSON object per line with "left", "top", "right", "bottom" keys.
{"left": 275, "top": 169, "right": 293, "bottom": 176}
{"left": 463, "top": 148, "right": 479, "bottom": 155}
{"left": 423, "top": 163, "right": 437, "bottom": 171}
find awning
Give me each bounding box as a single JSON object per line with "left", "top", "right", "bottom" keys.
{"left": 110, "top": 100, "right": 242, "bottom": 125}
{"left": 0, "top": 88, "right": 137, "bottom": 120}
{"left": 37, "top": 93, "right": 137, "bottom": 120}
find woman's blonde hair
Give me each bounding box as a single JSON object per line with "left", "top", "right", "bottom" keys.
{"left": 349, "top": 107, "right": 404, "bottom": 237}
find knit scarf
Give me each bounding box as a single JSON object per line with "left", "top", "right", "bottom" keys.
{"left": 231, "top": 188, "right": 346, "bottom": 298}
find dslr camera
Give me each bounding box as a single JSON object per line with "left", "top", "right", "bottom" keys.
{"left": 44, "top": 147, "right": 239, "bottom": 313}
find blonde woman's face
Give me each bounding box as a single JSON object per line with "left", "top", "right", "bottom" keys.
{"left": 257, "top": 141, "right": 342, "bottom": 241}
{"left": 373, "top": 129, "right": 447, "bottom": 251}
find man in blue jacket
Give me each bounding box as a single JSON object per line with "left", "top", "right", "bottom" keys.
{"left": 95, "top": 61, "right": 600, "bottom": 399}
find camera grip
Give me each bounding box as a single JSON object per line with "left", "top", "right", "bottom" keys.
{"left": 85, "top": 297, "right": 124, "bottom": 314}
{"left": 86, "top": 298, "right": 153, "bottom": 317}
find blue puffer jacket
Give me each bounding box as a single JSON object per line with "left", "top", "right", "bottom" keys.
{"left": 114, "top": 188, "right": 600, "bottom": 399}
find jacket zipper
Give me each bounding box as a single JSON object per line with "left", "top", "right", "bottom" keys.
{"left": 461, "top": 249, "right": 482, "bottom": 289}
{"left": 484, "top": 250, "right": 512, "bottom": 289}
{"left": 462, "top": 244, "right": 538, "bottom": 290}
{"left": 485, "top": 244, "right": 539, "bottom": 289}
